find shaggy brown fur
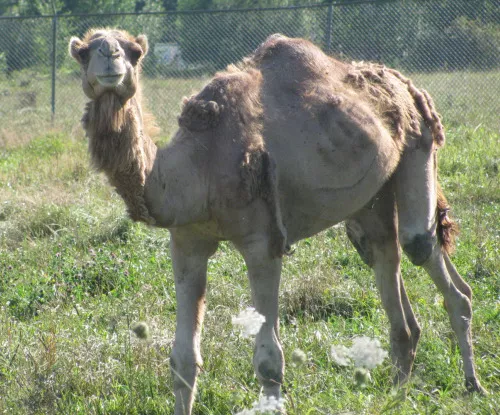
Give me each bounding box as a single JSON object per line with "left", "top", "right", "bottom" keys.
{"left": 72, "top": 27, "right": 157, "bottom": 225}
{"left": 345, "top": 62, "right": 422, "bottom": 144}
{"left": 386, "top": 69, "right": 445, "bottom": 146}
{"left": 437, "top": 182, "right": 459, "bottom": 254}
{"left": 83, "top": 94, "right": 156, "bottom": 224}
{"left": 178, "top": 98, "right": 221, "bottom": 131}
{"left": 345, "top": 62, "right": 446, "bottom": 147}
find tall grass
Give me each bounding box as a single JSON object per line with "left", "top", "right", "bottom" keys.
{"left": 0, "top": 71, "right": 499, "bottom": 414}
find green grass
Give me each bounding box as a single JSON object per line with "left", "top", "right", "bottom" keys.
{"left": 411, "top": 71, "right": 500, "bottom": 131}
{"left": 0, "top": 70, "right": 208, "bottom": 147}
{"left": 0, "top": 74, "right": 499, "bottom": 414}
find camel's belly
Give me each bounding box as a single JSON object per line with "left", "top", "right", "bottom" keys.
{"left": 275, "top": 168, "right": 389, "bottom": 244}
{"left": 265, "top": 122, "right": 377, "bottom": 190}
{"left": 264, "top": 102, "right": 400, "bottom": 243}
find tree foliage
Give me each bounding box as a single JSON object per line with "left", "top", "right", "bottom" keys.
{"left": 0, "top": 0, "right": 498, "bottom": 74}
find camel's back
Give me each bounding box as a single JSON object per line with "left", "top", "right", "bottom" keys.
{"left": 252, "top": 34, "right": 423, "bottom": 143}
{"left": 249, "top": 35, "right": 406, "bottom": 239}
{"left": 174, "top": 36, "right": 440, "bottom": 242}
{"left": 252, "top": 34, "right": 350, "bottom": 86}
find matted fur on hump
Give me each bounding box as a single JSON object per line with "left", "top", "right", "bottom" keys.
{"left": 178, "top": 67, "right": 264, "bottom": 149}
{"left": 345, "top": 62, "right": 445, "bottom": 146}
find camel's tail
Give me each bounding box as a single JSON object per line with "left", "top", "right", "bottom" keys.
{"left": 437, "top": 183, "right": 459, "bottom": 254}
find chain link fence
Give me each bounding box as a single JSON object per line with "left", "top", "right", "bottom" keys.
{"left": 1, "top": 0, "right": 499, "bottom": 145}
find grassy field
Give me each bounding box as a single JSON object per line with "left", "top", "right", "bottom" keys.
{"left": 1, "top": 69, "right": 498, "bottom": 147}
{"left": 0, "top": 70, "right": 209, "bottom": 147}
{"left": 0, "top": 71, "right": 499, "bottom": 414}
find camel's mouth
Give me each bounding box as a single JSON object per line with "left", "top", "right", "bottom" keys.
{"left": 96, "top": 73, "right": 125, "bottom": 87}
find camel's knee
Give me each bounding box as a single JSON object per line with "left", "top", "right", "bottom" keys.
{"left": 454, "top": 281, "right": 472, "bottom": 303}
{"left": 444, "top": 254, "right": 473, "bottom": 302}
{"left": 444, "top": 291, "right": 473, "bottom": 337}
{"left": 453, "top": 293, "right": 472, "bottom": 320}
{"left": 253, "top": 335, "right": 284, "bottom": 391}
{"left": 170, "top": 346, "right": 201, "bottom": 390}
{"left": 402, "top": 233, "right": 434, "bottom": 266}
{"left": 462, "top": 284, "right": 472, "bottom": 302}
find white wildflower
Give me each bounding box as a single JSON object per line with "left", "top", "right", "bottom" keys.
{"left": 331, "top": 336, "right": 388, "bottom": 369}
{"left": 349, "top": 336, "right": 388, "bottom": 369}
{"left": 330, "top": 344, "right": 351, "bottom": 366}
{"left": 291, "top": 348, "right": 307, "bottom": 366}
{"left": 232, "top": 307, "right": 266, "bottom": 338}
{"left": 235, "top": 395, "right": 286, "bottom": 415}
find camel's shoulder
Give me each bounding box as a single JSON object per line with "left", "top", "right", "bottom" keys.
{"left": 177, "top": 66, "right": 263, "bottom": 144}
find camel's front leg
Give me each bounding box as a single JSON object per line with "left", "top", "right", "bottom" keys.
{"left": 237, "top": 234, "right": 284, "bottom": 399}
{"left": 170, "top": 230, "right": 218, "bottom": 415}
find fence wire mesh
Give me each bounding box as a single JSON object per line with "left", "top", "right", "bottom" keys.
{"left": 1, "top": 0, "right": 499, "bottom": 145}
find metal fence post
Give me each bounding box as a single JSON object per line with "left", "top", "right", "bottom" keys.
{"left": 325, "top": 1, "right": 333, "bottom": 52}
{"left": 51, "top": 13, "right": 57, "bottom": 124}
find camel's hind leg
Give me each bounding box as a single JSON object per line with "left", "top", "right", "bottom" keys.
{"left": 346, "top": 182, "right": 420, "bottom": 385}
{"left": 395, "top": 134, "right": 486, "bottom": 393}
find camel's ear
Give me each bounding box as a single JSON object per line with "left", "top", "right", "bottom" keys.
{"left": 128, "top": 35, "right": 148, "bottom": 66}
{"left": 135, "top": 35, "right": 149, "bottom": 56}
{"left": 69, "top": 36, "right": 89, "bottom": 64}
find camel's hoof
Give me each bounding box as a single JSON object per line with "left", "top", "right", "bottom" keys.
{"left": 465, "top": 377, "right": 488, "bottom": 395}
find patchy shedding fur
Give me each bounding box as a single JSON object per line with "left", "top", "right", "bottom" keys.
{"left": 344, "top": 62, "right": 445, "bottom": 147}
{"left": 250, "top": 35, "right": 443, "bottom": 151}
{"left": 345, "top": 63, "right": 420, "bottom": 144}
{"left": 386, "top": 69, "right": 445, "bottom": 146}
{"left": 240, "top": 149, "right": 287, "bottom": 257}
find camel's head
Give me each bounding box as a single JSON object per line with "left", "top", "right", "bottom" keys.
{"left": 69, "top": 29, "right": 148, "bottom": 102}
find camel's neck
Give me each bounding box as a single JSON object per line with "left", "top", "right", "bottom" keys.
{"left": 83, "top": 93, "right": 158, "bottom": 224}
{"left": 83, "top": 93, "right": 210, "bottom": 228}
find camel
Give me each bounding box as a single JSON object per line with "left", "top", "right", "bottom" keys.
{"left": 69, "top": 29, "right": 486, "bottom": 414}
